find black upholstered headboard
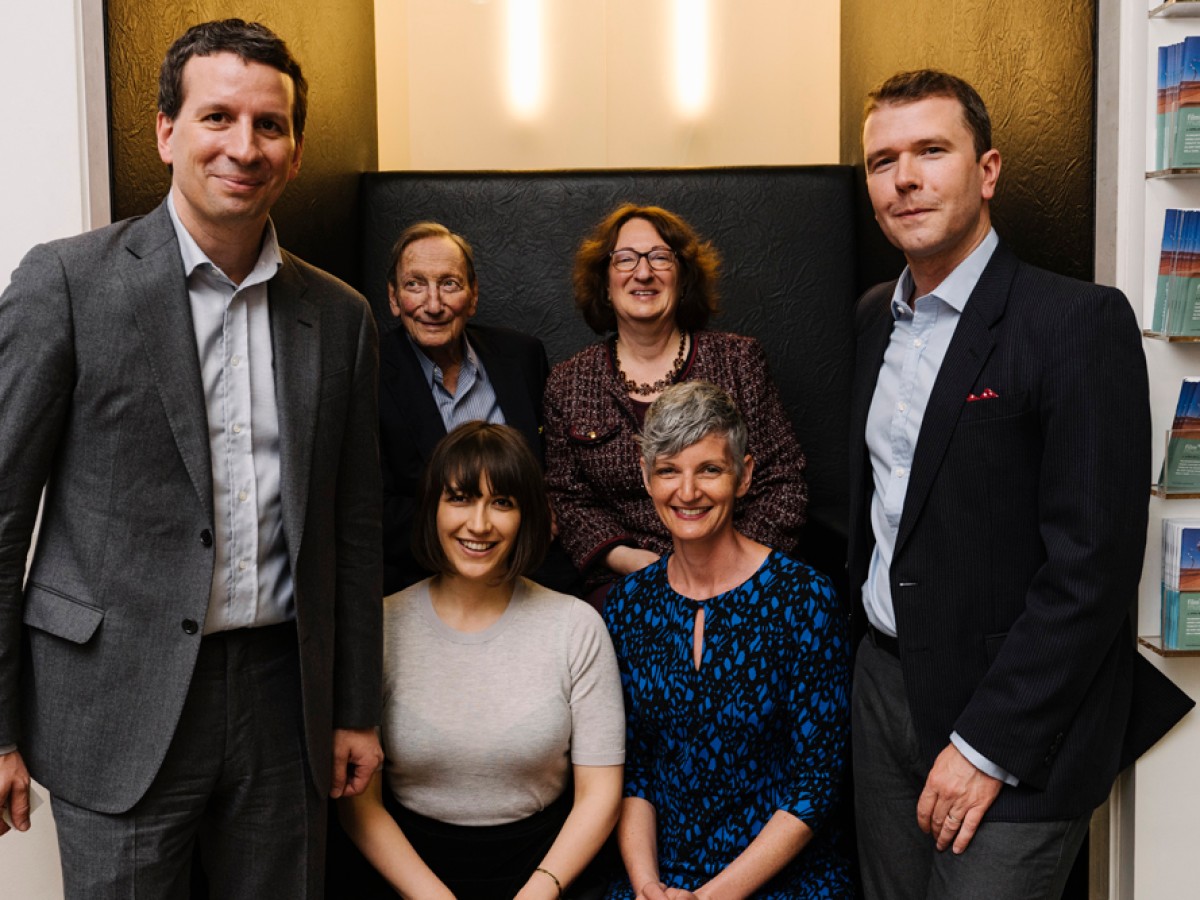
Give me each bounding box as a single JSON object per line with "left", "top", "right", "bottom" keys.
{"left": 358, "top": 166, "right": 859, "bottom": 566}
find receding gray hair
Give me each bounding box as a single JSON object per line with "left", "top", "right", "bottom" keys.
{"left": 639, "top": 381, "right": 749, "bottom": 478}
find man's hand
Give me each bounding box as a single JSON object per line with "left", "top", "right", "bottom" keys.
{"left": 0, "top": 751, "right": 32, "bottom": 836}
{"left": 330, "top": 728, "right": 383, "bottom": 799}
{"left": 917, "top": 743, "right": 1002, "bottom": 854}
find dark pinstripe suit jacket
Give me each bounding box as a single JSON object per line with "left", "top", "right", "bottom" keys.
{"left": 847, "top": 242, "right": 1192, "bottom": 820}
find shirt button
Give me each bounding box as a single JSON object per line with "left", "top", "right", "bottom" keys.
{"left": 200, "top": 529, "right": 213, "bottom": 548}
{"left": 232, "top": 423, "right": 243, "bottom": 434}
{"left": 913, "top": 338, "right": 924, "bottom": 349}
{"left": 238, "top": 560, "right": 248, "bottom": 571}
{"left": 238, "top": 490, "right": 248, "bottom": 502}
{"left": 897, "top": 402, "right": 907, "bottom": 412}
{"left": 894, "top": 467, "right": 907, "bottom": 478}
{"left": 181, "top": 619, "right": 199, "bottom": 635}
{"left": 231, "top": 355, "right": 241, "bottom": 367}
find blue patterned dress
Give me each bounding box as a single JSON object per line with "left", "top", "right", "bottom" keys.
{"left": 603, "top": 552, "right": 851, "bottom": 898}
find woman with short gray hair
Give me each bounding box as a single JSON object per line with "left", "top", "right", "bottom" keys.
{"left": 604, "top": 382, "right": 851, "bottom": 899}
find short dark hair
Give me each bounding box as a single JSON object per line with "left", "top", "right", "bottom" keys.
{"left": 412, "top": 423, "right": 550, "bottom": 583}
{"left": 573, "top": 204, "right": 720, "bottom": 335}
{"left": 864, "top": 69, "right": 992, "bottom": 159}
{"left": 385, "top": 222, "right": 477, "bottom": 290}
{"left": 159, "top": 19, "right": 309, "bottom": 140}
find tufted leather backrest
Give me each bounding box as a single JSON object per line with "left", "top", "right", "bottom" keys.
{"left": 358, "top": 166, "right": 858, "bottom": 559}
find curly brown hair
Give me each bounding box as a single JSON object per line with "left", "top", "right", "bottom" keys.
{"left": 573, "top": 204, "right": 720, "bottom": 335}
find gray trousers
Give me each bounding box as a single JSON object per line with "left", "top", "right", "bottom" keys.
{"left": 852, "top": 636, "right": 1089, "bottom": 900}
{"left": 51, "top": 623, "right": 324, "bottom": 900}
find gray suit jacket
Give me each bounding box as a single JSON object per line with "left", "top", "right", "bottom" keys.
{"left": 0, "top": 201, "right": 382, "bottom": 812}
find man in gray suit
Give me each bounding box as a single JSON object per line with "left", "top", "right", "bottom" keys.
{"left": 0, "top": 19, "right": 383, "bottom": 898}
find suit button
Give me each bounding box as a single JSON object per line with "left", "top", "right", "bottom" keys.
{"left": 181, "top": 619, "right": 199, "bottom": 635}
{"left": 200, "top": 529, "right": 213, "bottom": 548}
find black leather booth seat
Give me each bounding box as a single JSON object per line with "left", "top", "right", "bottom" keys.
{"left": 358, "top": 166, "right": 859, "bottom": 580}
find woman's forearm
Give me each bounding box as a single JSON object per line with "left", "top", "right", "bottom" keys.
{"left": 337, "top": 772, "right": 454, "bottom": 899}
{"left": 695, "top": 810, "right": 812, "bottom": 900}
{"left": 616, "top": 795, "right": 666, "bottom": 898}
{"left": 515, "top": 764, "right": 623, "bottom": 900}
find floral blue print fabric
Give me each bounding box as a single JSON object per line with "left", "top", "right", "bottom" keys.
{"left": 603, "top": 551, "right": 852, "bottom": 898}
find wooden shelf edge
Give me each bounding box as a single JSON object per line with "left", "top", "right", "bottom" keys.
{"left": 1150, "top": 1, "right": 1200, "bottom": 19}
{"left": 1140, "top": 635, "right": 1200, "bottom": 657}
{"left": 1151, "top": 485, "right": 1200, "bottom": 498}
{"left": 1143, "top": 331, "right": 1200, "bottom": 342}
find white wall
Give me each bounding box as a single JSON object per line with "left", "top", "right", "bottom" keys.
{"left": 375, "top": 0, "right": 840, "bottom": 170}
{"left": 0, "top": 0, "right": 105, "bottom": 896}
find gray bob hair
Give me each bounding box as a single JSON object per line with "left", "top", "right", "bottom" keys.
{"left": 639, "top": 381, "right": 749, "bottom": 478}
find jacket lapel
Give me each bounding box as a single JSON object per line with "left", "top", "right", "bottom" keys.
{"left": 848, "top": 289, "right": 895, "bottom": 559}
{"left": 470, "top": 326, "right": 540, "bottom": 451}
{"left": 269, "top": 253, "right": 319, "bottom": 562}
{"left": 894, "top": 245, "right": 1017, "bottom": 555}
{"left": 380, "top": 330, "right": 447, "bottom": 460}
{"left": 124, "top": 203, "right": 213, "bottom": 519}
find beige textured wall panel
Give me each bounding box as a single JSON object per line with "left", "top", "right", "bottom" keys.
{"left": 107, "top": 0, "right": 377, "bottom": 282}
{"left": 840, "top": 0, "right": 1095, "bottom": 283}
{"left": 380, "top": 0, "right": 839, "bottom": 170}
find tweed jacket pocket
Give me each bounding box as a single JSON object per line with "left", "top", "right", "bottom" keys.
{"left": 567, "top": 420, "right": 622, "bottom": 445}
{"left": 23, "top": 583, "right": 104, "bottom": 644}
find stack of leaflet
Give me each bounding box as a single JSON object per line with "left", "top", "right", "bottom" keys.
{"left": 1162, "top": 518, "right": 1200, "bottom": 650}
{"left": 1159, "top": 377, "right": 1200, "bottom": 493}
{"left": 1156, "top": 36, "right": 1200, "bottom": 171}
{"left": 1150, "top": 208, "right": 1200, "bottom": 336}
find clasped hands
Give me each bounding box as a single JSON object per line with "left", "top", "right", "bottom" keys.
{"left": 916, "top": 743, "right": 1002, "bottom": 854}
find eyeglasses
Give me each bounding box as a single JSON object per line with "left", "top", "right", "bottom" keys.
{"left": 609, "top": 248, "right": 677, "bottom": 272}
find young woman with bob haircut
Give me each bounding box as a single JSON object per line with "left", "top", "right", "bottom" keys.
{"left": 340, "top": 422, "right": 624, "bottom": 899}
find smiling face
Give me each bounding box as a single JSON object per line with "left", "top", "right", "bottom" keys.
{"left": 389, "top": 236, "right": 478, "bottom": 365}
{"left": 436, "top": 476, "right": 521, "bottom": 584}
{"left": 643, "top": 432, "right": 753, "bottom": 546}
{"left": 607, "top": 218, "right": 679, "bottom": 331}
{"left": 156, "top": 52, "right": 303, "bottom": 245}
{"left": 863, "top": 95, "right": 1001, "bottom": 296}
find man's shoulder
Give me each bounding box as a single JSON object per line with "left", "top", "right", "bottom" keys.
{"left": 466, "top": 322, "right": 545, "bottom": 356}
{"left": 854, "top": 279, "right": 898, "bottom": 335}
{"left": 278, "top": 249, "right": 367, "bottom": 305}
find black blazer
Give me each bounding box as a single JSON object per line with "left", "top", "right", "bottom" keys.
{"left": 379, "top": 323, "right": 549, "bottom": 594}
{"left": 847, "top": 243, "right": 1193, "bottom": 821}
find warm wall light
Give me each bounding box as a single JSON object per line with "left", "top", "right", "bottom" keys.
{"left": 673, "top": 0, "right": 709, "bottom": 118}
{"left": 507, "top": 0, "right": 543, "bottom": 119}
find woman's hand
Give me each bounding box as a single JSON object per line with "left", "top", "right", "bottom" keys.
{"left": 605, "top": 546, "right": 660, "bottom": 575}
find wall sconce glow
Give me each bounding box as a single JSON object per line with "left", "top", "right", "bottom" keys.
{"left": 507, "top": 0, "right": 543, "bottom": 119}
{"left": 673, "top": 0, "right": 710, "bottom": 118}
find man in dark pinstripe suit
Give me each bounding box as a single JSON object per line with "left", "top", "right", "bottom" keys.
{"left": 847, "top": 69, "right": 1192, "bottom": 900}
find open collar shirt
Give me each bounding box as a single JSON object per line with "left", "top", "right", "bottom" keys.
{"left": 168, "top": 194, "right": 295, "bottom": 635}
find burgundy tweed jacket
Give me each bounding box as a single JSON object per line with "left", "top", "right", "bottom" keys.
{"left": 543, "top": 331, "right": 807, "bottom": 581}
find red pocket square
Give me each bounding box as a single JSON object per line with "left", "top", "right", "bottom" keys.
{"left": 966, "top": 388, "right": 1000, "bottom": 402}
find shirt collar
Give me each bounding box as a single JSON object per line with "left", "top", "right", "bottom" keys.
{"left": 407, "top": 330, "right": 478, "bottom": 389}
{"left": 166, "top": 192, "right": 282, "bottom": 289}
{"left": 890, "top": 228, "right": 999, "bottom": 320}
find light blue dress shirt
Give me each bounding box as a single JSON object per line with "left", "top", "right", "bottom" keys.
{"left": 862, "top": 228, "right": 1016, "bottom": 785}
{"left": 408, "top": 333, "right": 505, "bottom": 432}
{"left": 168, "top": 195, "right": 295, "bottom": 635}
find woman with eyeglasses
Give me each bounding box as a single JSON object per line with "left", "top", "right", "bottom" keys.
{"left": 338, "top": 422, "right": 624, "bottom": 899}
{"left": 543, "top": 204, "right": 808, "bottom": 605}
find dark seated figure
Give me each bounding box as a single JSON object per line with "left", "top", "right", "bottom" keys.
{"left": 376, "top": 221, "right": 576, "bottom": 594}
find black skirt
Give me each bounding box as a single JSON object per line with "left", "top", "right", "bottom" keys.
{"left": 327, "top": 784, "right": 613, "bottom": 900}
